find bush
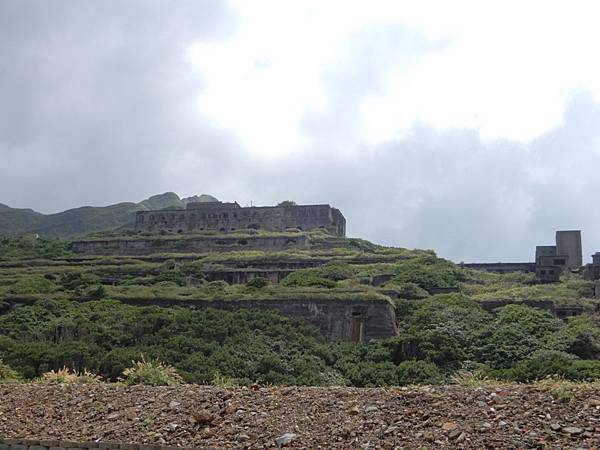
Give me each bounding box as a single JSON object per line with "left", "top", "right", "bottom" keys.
{"left": 122, "top": 357, "right": 183, "bottom": 386}
{"left": 478, "top": 305, "right": 563, "bottom": 369}
{"left": 38, "top": 367, "right": 101, "bottom": 384}
{"left": 315, "top": 263, "right": 357, "bottom": 281}
{"left": 0, "top": 236, "right": 72, "bottom": 261}
{"left": 489, "top": 350, "right": 600, "bottom": 382}
{"left": 7, "top": 276, "right": 57, "bottom": 295}
{"left": 282, "top": 272, "right": 336, "bottom": 288}
{"left": 0, "top": 359, "right": 20, "bottom": 382}
{"left": 246, "top": 277, "right": 269, "bottom": 288}
{"left": 154, "top": 269, "right": 185, "bottom": 286}
{"left": 86, "top": 285, "right": 106, "bottom": 299}
{"left": 207, "top": 280, "right": 229, "bottom": 292}
{"left": 548, "top": 315, "right": 600, "bottom": 359}
{"left": 391, "top": 256, "right": 463, "bottom": 290}
{"left": 59, "top": 272, "right": 100, "bottom": 291}
{"left": 338, "top": 361, "right": 398, "bottom": 387}
{"left": 394, "top": 282, "right": 429, "bottom": 300}
{"left": 397, "top": 360, "right": 444, "bottom": 385}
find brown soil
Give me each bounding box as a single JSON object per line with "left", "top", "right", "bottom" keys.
{"left": 1, "top": 384, "right": 600, "bottom": 449}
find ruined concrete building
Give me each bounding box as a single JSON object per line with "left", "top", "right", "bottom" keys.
{"left": 463, "top": 230, "right": 584, "bottom": 284}
{"left": 536, "top": 230, "right": 582, "bottom": 282}
{"left": 135, "top": 201, "right": 346, "bottom": 236}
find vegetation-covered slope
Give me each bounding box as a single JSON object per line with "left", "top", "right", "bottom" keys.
{"left": 2, "top": 231, "right": 600, "bottom": 386}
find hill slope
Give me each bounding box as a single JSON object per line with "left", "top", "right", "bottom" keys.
{"left": 0, "top": 192, "right": 218, "bottom": 237}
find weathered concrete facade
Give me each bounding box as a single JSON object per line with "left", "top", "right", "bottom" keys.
{"left": 460, "top": 262, "right": 536, "bottom": 274}
{"left": 535, "top": 230, "right": 582, "bottom": 282}
{"left": 135, "top": 201, "right": 346, "bottom": 236}
{"left": 71, "top": 234, "right": 310, "bottom": 255}
{"left": 556, "top": 230, "right": 582, "bottom": 269}
{"left": 477, "top": 299, "right": 585, "bottom": 319}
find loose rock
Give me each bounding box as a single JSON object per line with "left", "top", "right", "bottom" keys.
{"left": 275, "top": 432, "right": 298, "bottom": 447}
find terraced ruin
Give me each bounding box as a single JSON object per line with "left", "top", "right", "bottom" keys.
{"left": 4, "top": 204, "right": 600, "bottom": 449}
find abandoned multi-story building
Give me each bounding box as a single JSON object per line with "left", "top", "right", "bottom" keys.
{"left": 535, "top": 230, "right": 582, "bottom": 282}
{"left": 463, "top": 230, "right": 584, "bottom": 283}
{"left": 135, "top": 201, "right": 347, "bottom": 236}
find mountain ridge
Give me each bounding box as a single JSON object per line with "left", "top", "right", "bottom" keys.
{"left": 0, "top": 192, "right": 219, "bottom": 238}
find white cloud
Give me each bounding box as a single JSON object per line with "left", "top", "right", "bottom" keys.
{"left": 3, "top": 1, "right": 600, "bottom": 263}
{"left": 190, "top": 0, "right": 600, "bottom": 153}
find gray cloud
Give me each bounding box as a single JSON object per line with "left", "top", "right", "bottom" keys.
{"left": 0, "top": 0, "right": 238, "bottom": 209}
{"left": 2, "top": 2, "right": 600, "bottom": 264}
{"left": 232, "top": 92, "right": 600, "bottom": 263}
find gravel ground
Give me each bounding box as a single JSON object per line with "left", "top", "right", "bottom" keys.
{"left": 2, "top": 383, "right": 600, "bottom": 449}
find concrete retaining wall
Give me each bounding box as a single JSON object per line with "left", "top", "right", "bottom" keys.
{"left": 461, "top": 262, "right": 536, "bottom": 273}
{"left": 70, "top": 235, "right": 310, "bottom": 255}
{"left": 478, "top": 299, "right": 585, "bottom": 318}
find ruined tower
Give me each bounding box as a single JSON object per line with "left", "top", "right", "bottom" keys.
{"left": 556, "top": 230, "right": 582, "bottom": 269}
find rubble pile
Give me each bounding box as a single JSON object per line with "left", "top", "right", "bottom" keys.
{"left": 1, "top": 384, "right": 600, "bottom": 449}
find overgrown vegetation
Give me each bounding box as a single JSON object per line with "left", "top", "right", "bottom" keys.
{"left": 2, "top": 232, "right": 600, "bottom": 386}
{"left": 121, "top": 357, "right": 183, "bottom": 386}
{"left": 0, "top": 235, "right": 72, "bottom": 261}
{"left": 1, "top": 295, "right": 600, "bottom": 386}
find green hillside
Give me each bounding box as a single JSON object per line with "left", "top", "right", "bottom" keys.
{"left": 0, "top": 193, "right": 218, "bottom": 238}
{"left": 1, "top": 231, "right": 600, "bottom": 386}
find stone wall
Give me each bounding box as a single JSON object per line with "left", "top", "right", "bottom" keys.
{"left": 0, "top": 438, "right": 200, "bottom": 450}
{"left": 478, "top": 299, "right": 585, "bottom": 319}
{"left": 460, "top": 262, "right": 536, "bottom": 273}
{"left": 135, "top": 203, "right": 346, "bottom": 236}
{"left": 70, "top": 235, "right": 310, "bottom": 255}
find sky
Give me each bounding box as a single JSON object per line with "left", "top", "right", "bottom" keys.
{"left": 2, "top": 0, "right": 600, "bottom": 262}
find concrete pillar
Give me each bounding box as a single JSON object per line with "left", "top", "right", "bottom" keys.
{"left": 556, "top": 230, "right": 582, "bottom": 269}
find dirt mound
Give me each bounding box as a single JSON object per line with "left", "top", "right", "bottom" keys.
{"left": 1, "top": 384, "right": 600, "bottom": 449}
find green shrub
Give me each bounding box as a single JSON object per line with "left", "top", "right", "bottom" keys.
{"left": 337, "top": 361, "right": 398, "bottom": 387}
{"left": 246, "top": 277, "right": 269, "bottom": 288}
{"left": 59, "top": 272, "right": 99, "bottom": 291}
{"left": 85, "top": 285, "right": 106, "bottom": 299}
{"left": 391, "top": 256, "right": 463, "bottom": 290}
{"left": 548, "top": 315, "right": 600, "bottom": 359}
{"left": 396, "top": 360, "right": 444, "bottom": 385}
{"left": 280, "top": 263, "right": 356, "bottom": 288}
{"left": 478, "top": 305, "right": 562, "bottom": 369}
{"left": 282, "top": 272, "right": 336, "bottom": 288}
{"left": 7, "top": 276, "right": 57, "bottom": 295}
{"left": 207, "top": 280, "right": 229, "bottom": 292}
{"left": 314, "top": 263, "right": 357, "bottom": 281}
{"left": 393, "top": 282, "right": 429, "bottom": 299}
{"left": 0, "top": 236, "right": 72, "bottom": 261}
{"left": 0, "top": 359, "right": 20, "bottom": 382}
{"left": 490, "top": 351, "right": 600, "bottom": 382}
{"left": 154, "top": 269, "right": 185, "bottom": 286}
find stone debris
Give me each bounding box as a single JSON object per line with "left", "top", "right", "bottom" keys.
{"left": 1, "top": 384, "right": 600, "bottom": 449}
{"left": 275, "top": 433, "right": 297, "bottom": 447}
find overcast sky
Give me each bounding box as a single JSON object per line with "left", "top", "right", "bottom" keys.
{"left": 2, "top": 0, "right": 600, "bottom": 262}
